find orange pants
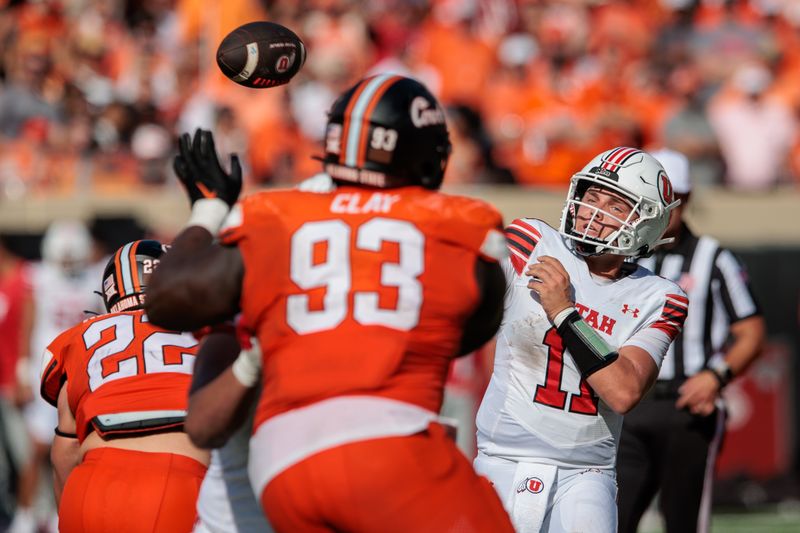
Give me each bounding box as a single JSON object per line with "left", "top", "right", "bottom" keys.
{"left": 261, "top": 422, "right": 514, "bottom": 532}
{"left": 59, "top": 448, "right": 206, "bottom": 533}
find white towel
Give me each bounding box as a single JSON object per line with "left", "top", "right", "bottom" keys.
{"left": 510, "top": 462, "right": 557, "bottom": 533}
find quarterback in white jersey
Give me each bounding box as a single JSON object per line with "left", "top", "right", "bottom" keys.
{"left": 475, "top": 147, "right": 688, "bottom": 533}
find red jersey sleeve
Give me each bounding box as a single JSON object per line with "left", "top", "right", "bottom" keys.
{"left": 504, "top": 218, "right": 544, "bottom": 275}
{"left": 648, "top": 292, "right": 689, "bottom": 341}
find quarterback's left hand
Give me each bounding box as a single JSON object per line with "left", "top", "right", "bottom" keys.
{"left": 174, "top": 129, "right": 242, "bottom": 208}
{"left": 676, "top": 371, "right": 720, "bottom": 416}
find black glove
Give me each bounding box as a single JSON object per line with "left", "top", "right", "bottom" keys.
{"left": 173, "top": 129, "right": 242, "bottom": 208}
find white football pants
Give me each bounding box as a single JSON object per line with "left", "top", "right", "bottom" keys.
{"left": 474, "top": 452, "right": 617, "bottom": 533}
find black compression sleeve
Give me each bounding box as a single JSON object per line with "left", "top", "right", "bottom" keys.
{"left": 556, "top": 310, "right": 619, "bottom": 378}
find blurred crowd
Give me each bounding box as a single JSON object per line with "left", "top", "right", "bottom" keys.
{"left": 0, "top": 0, "right": 799, "bottom": 201}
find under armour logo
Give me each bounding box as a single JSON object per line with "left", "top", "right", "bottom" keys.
{"left": 621, "top": 304, "right": 640, "bottom": 318}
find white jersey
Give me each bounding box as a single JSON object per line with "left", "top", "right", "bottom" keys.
{"left": 195, "top": 406, "right": 272, "bottom": 533}
{"left": 25, "top": 261, "right": 104, "bottom": 444}
{"left": 30, "top": 262, "right": 104, "bottom": 371}
{"left": 476, "top": 219, "right": 687, "bottom": 469}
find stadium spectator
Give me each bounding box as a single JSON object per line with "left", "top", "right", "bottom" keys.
{"left": 366, "top": 0, "right": 442, "bottom": 94}
{"left": 0, "top": 31, "right": 62, "bottom": 139}
{"left": 0, "top": 0, "right": 797, "bottom": 192}
{"left": 480, "top": 32, "right": 541, "bottom": 168}
{"left": 41, "top": 240, "right": 208, "bottom": 533}
{"left": 474, "top": 147, "right": 687, "bottom": 533}
{"left": 506, "top": 1, "right": 602, "bottom": 186}
{"left": 145, "top": 75, "right": 514, "bottom": 532}
{"left": 617, "top": 148, "right": 766, "bottom": 533}
{"left": 445, "top": 103, "right": 515, "bottom": 185}
{"left": 131, "top": 122, "right": 173, "bottom": 186}
{"left": 659, "top": 62, "right": 723, "bottom": 187}
{"left": 415, "top": 0, "right": 494, "bottom": 107}
{"left": 707, "top": 62, "right": 797, "bottom": 190}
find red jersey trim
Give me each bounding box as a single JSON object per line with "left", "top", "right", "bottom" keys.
{"left": 505, "top": 219, "right": 541, "bottom": 275}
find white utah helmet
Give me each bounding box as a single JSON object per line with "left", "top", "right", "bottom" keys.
{"left": 41, "top": 219, "right": 92, "bottom": 273}
{"left": 559, "top": 147, "right": 680, "bottom": 258}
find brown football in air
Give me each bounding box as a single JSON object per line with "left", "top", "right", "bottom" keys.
{"left": 216, "top": 21, "right": 306, "bottom": 89}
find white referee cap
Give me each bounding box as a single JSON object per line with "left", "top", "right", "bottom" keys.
{"left": 650, "top": 148, "right": 692, "bottom": 195}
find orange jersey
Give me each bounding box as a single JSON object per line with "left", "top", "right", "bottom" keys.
{"left": 220, "top": 185, "right": 505, "bottom": 427}
{"left": 41, "top": 310, "right": 199, "bottom": 442}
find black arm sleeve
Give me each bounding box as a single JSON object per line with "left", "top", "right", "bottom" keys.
{"left": 557, "top": 310, "right": 619, "bottom": 378}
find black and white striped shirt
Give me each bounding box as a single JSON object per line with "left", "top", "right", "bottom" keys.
{"left": 636, "top": 224, "right": 760, "bottom": 383}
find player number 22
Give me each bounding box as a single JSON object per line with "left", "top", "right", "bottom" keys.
{"left": 288, "top": 218, "right": 423, "bottom": 334}
{"left": 84, "top": 314, "right": 197, "bottom": 391}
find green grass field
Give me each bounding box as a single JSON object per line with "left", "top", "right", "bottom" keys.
{"left": 639, "top": 505, "right": 800, "bottom": 532}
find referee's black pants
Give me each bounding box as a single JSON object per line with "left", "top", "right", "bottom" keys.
{"left": 616, "top": 392, "right": 726, "bottom": 533}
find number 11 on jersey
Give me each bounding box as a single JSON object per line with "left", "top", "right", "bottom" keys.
{"left": 533, "top": 328, "right": 599, "bottom": 416}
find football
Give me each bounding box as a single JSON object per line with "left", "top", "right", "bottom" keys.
{"left": 216, "top": 21, "right": 306, "bottom": 89}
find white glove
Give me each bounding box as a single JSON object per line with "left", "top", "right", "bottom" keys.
{"left": 231, "top": 338, "right": 262, "bottom": 387}
{"left": 297, "top": 173, "right": 336, "bottom": 193}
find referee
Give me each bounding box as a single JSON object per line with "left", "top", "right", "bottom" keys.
{"left": 617, "top": 149, "right": 766, "bottom": 533}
